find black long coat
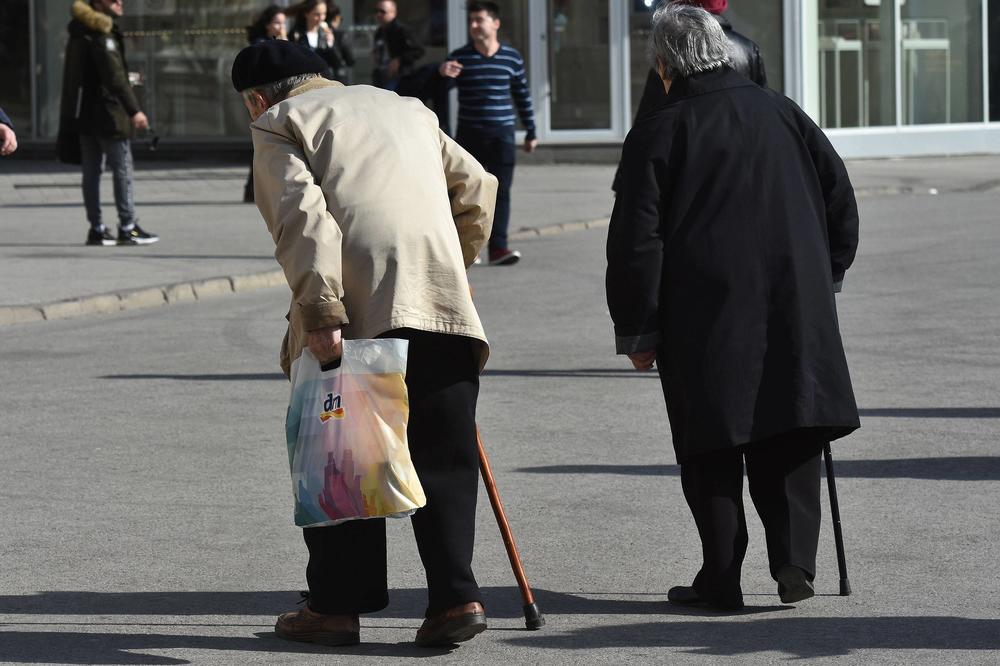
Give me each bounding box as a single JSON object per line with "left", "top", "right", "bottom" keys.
{"left": 606, "top": 67, "right": 860, "bottom": 463}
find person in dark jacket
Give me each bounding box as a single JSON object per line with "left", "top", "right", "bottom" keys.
{"left": 606, "top": 3, "right": 860, "bottom": 611}
{"left": 289, "top": 1, "right": 355, "bottom": 84}
{"left": 243, "top": 5, "right": 288, "bottom": 202}
{"left": 59, "top": 0, "right": 158, "bottom": 247}
{"left": 0, "top": 107, "right": 16, "bottom": 156}
{"left": 371, "top": 1, "right": 424, "bottom": 90}
{"left": 632, "top": 0, "right": 766, "bottom": 122}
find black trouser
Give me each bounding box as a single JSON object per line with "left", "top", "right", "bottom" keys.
{"left": 680, "top": 433, "right": 825, "bottom": 606}
{"left": 303, "top": 329, "right": 483, "bottom": 617}
{"left": 455, "top": 126, "right": 515, "bottom": 253}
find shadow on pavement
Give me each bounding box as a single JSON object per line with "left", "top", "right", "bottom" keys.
{"left": 0, "top": 588, "right": 795, "bottom": 664}
{"left": 0, "top": 630, "right": 452, "bottom": 664}
{"left": 102, "top": 373, "right": 285, "bottom": 381}
{"left": 483, "top": 368, "right": 655, "bottom": 379}
{"left": 0, "top": 588, "right": 780, "bottom": 620}
{"left": 503, "top": 616, "right": 1000, "bottom": 657}
{"left": 516, "top": 457, "right": 1000, "bottom": 481}
{"left": 859, "top": 407, "right": 1000, "bottom": 418}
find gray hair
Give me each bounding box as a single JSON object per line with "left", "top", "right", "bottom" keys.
{"left": 242, "top": 73, "right": 322, "bottom": 105}
{"left": 648, "top": 2, "right": 730, "bottom": 79}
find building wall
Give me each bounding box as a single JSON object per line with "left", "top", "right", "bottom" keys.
{"left": 7, "top": 0, "right": 1000, "bottom": 157}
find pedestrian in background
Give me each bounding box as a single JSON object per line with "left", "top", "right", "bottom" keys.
{"left": 289, "top": 1, "right": 354, "bottom": 84}
{"left": 232, "top": 39, "right": 497, "bottom": 647}
{"left": 439, "top": 1, "right": 537, "bottom": 266}
{"left": 243, "top": 5, "right": 288, "bottom": 203}
{"left": 325, "top": 5, "right": 355, "bottom": 84}
{"left": 607, "top": 3, "right": 860, "bottom": 611}
{"left": 632, "top": 0, "right": 767, "bottom": 122}
{"left": 371, "top": 1, "right": 424, "bottom": 90}
{"left": 0, "top": 106, "right": 17, "bottom": 156}
{"left": 59, "top": 0, "right": 158, "bottom": 246}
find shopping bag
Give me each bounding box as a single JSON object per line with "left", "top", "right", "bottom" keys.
{"left": 285, "top": 339, "right": 426, "bottom": 528}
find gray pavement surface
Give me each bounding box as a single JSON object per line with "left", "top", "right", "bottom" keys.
{"left": 1, "top": 171, "right": 999, "bottom": 663}
{"left": 3, "top": 154, "right": 1000, "bottom": 318}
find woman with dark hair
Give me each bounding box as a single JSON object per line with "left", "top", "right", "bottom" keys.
{"left": 246, "top": 4, "right": 288, "bottom": 44}
{"left": 243, "top": 5, "right": 287, "bottom": 202}
{"left": 289, "top": 1, "right": 354, "bottom": 84}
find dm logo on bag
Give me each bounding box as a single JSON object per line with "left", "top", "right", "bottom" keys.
{"left": 319, "top": 392, "right": 346, "bottom": 423}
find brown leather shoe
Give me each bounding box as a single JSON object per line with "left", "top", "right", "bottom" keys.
{"left": 274, "top": 606, "right": 360, "bottom": 646}
{"left": 414, "top": 601, "right": 487, "bottom": 647}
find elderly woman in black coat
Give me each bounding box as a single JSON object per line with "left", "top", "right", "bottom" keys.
{"left": 606, "top": 3, "right": 860, "bottom": 611}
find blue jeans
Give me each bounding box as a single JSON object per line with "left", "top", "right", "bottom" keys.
{"left": 79, "top": 134, "right": 136, "bottom": 230}
{"left": 455, "top": 126, "right": 515, "bottom": 252}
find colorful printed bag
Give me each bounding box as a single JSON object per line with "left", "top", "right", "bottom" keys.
{"left": 285, "top": 339, "right": 426, "bottom": 528}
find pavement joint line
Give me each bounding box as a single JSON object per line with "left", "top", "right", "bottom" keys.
{"left": 0, "top": 217, "right": 612, "bottom": 328}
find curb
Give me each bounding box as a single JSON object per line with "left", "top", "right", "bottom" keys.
{"left": 0, "top": 217, "right": 613, "bottom": 328}
{"left": 510, "top": 217, "right": 610, "bottom": 240}
{"left": 0, "top": 270, "right": 286, "bottom": 327}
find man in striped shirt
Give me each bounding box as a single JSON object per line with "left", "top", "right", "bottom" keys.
{"left": 440, "top": 1, "right": 537, "bottom": 266}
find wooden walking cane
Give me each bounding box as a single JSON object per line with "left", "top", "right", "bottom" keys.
{"left": 476, "top": 426, "right": 545, "bottom": 629}
{"left": 823, "top": 444, "right": 852, "bottom": 596}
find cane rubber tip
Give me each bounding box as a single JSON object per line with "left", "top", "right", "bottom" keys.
{"left": 523, "top": 603, "right": 545, "bottom": 630}
{"left": 840, "top": 579, "right": 852, "bottom": 596}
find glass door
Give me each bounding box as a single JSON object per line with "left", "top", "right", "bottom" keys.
{"left": 541, "top": 0, "right": 626, "bottom": 141}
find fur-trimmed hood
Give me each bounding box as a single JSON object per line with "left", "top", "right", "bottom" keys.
{"left": 71, "top": 1, "right": 113, "bottom": 34}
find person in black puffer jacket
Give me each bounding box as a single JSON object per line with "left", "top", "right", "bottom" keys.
{"left": 59, "top": 0, "right": 158, "bottom": 246}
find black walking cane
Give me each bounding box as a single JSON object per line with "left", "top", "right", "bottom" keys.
{"left": 823, "top": 444, "right": 851, "bottom": 596}
{"left": 476, "top": 426, "right": 545, "bottom": 630}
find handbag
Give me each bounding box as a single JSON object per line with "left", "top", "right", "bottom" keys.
{"left": 285, "top": 339, "right": 425, "bottom": 528}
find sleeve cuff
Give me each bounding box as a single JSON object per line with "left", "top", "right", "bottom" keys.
{"left": 832, "top": 280, "right": 843, "bottom": 293}
{"left": 615, "top": 331, "right": 661, "bottom": 355}
{"left": 525, "top": 129, "right": 537, "bottom": 141}
{"left": 299, "top": 300, "right": 349, "bottom": 331}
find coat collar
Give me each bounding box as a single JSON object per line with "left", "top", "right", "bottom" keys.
{"left": 647, "top": 66, "right": 755, "bottom": 114}
{"left": 287, "top": 77, "right": 343, "bottom": 99}
{"left": 71, "top": 0, "right": 113, "bottom": 34}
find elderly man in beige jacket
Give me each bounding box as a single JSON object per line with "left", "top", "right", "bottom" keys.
{"left": 232, "top": 40, "right": 498, "bottom": 648}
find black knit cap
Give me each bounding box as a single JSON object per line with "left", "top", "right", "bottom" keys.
{"left": 231, "top": 40, "right": 328, "bottom": 92}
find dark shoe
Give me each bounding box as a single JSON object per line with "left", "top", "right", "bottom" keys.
{"left": 415, "top": 602, "right": 487, "bottom": 647}
{"left": 117, "top": 225, "right": 159, "bottom": 246}
{"left": 667, "top": 585, "right": 744, "bottom": 611}
{"left": 488, "top": 248, "right": 521, "bottom": 266}
{"left": 776, "top": 565, "right": 815, "bottom": 604}
{"left": 274, "top": 606, "right": 360, "bottom": 646}
{"left": 86, "top": 228, "right": 116, "bottom": 246}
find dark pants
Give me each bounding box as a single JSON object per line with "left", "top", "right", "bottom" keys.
{"left": 680, "top": 433, "right": 825, "bottom": 607}
{"left": 455, "top": 126, "right": 515, "bottom": 253}
{"left": 79, "top": 134, "right": 136, "bottom": 230}
{"left": 303, "top": 329, "right": 483, "bottom": 617}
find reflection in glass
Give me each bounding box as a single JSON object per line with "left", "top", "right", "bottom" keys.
{"left": 901, "top": 0, "right": 983, "bottom": 125}
{"left": 818, "top": 0, "right": 896, "bottom": 128}
{"left": 548, "top": 0, "right": 610, "bottom": 130}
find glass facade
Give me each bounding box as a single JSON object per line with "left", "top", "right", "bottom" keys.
{"left": 817, "top": 0, "right": 896, "bottom": 128}
{"left": 4, "top": 1, "right": 998, "bottom": 150}
{"left": 901, "top": 0, "right": 983, "bottom": 125}
{"left": 548, "top": 0, "right": 612, "bottom": 130}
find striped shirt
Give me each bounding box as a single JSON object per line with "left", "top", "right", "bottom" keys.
{"left": 447, "top": 43, "right": 536, "bottom": 138}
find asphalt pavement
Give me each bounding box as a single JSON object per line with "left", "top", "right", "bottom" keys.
{"left": 1, "top": 166, "right": 999, "bottom": 663}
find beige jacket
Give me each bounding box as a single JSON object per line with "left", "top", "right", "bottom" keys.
{"left": 251, "top": 79, "right": 497, "bottom": 377}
